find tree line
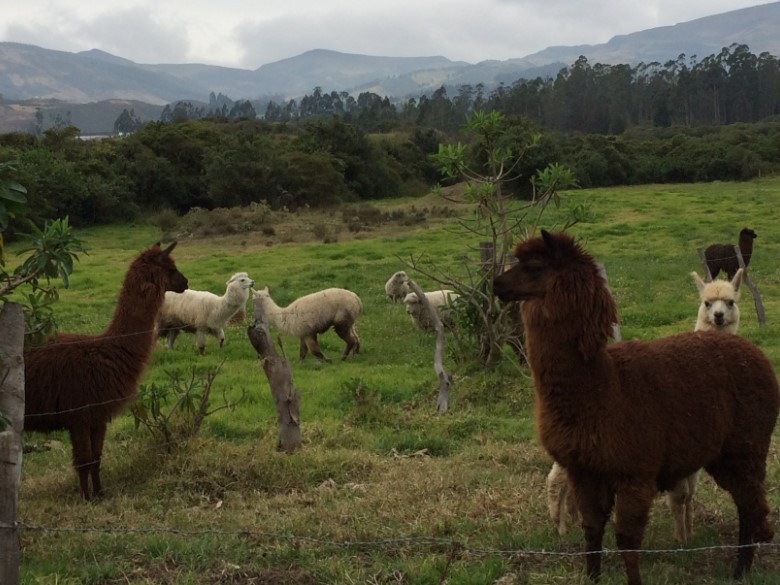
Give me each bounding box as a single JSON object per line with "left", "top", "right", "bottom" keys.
{"left": 261, "top": 44, "right": 780, "bottom": 135}
{"left": 3, "top": 41, "right": 780, "bottom": 238}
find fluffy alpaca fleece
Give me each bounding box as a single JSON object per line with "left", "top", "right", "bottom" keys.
{"left": 548, "top": 268, "right": 746, "bottom": 544}
{"left": 493, "top": 230, "right": 778, "bottom": 585}
{"left": 704, "top": 227, "right": 757, "bottom": 280}
{"left": 157, "top": 272, "right": 254, "bottom": 355}
{"left": 24, "top": 242, "right": 188, "bottom": 499}
{"left": 253, "top": 286, "right": 362, "bottom": 362}
{"left": 403, "top": 289, "right": 460, "bottom": 332}
{"left": 384, "top": 271, "right": 410, "bottom": 303}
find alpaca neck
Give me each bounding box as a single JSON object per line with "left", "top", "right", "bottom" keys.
{"left": 105, "top": 279, "right": 162, "bottom": 345}
{"left": 259, "top": 296, "right": 285, "bottom": 329}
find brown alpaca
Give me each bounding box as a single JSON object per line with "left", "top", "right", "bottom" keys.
{"left": 665, "top": 267, "right": 745, "bottom": 544}
{"left": 704, "top": 227, "right": 756, "bottom": 279}
{"left": 493, "top": 230, "right": 778, "bottom": 585}
{"left": 24, "top": 242, "right": 188, "bottom": 500}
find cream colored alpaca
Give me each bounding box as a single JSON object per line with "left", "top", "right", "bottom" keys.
{"left": 668, "top": 268, "right": 743, "bottom": 542}
{"left": 546, "top": 268, "right": 743, "bottom": 541}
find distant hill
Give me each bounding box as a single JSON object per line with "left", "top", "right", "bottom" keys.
{"left": 2, "top": 2, "right": 780, "bottom": 133}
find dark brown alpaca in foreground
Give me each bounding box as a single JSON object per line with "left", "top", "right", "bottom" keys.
{"left": 493, "top": 230, "right": 778, "bottom": 585}
{"left": 24, "top": 242, "right": 188, "bottom": 500}
{"left": 704, "top": 227, "right": 757, "bottom": 279}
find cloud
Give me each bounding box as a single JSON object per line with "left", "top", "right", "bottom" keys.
{"left": 5, "top": 7, "right": 190, "bottom": 64}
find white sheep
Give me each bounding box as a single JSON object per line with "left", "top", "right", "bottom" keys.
{"left": 384, "top": 271, "right": 410, "bottom": 303}
{"left": 252, "top": 286, "right": 362, "bottom": 362}
{"left": 546, "top": 268, "right": 745, "bottom": 543}
{"left": 403, "top": 289, "right": 460, "bottom": 332}
{"left": 157, "top": 272, "right": 255, "bottom": 355}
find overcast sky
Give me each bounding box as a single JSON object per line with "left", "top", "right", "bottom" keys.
{"left": 1, "top": 1, "right": 771, "bottom": 69}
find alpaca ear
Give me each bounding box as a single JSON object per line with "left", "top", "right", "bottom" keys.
{"left": 731, "top": 268, "right": 744, "bottom": 293}
{"left": 690, "top": 271, "right": 706, "bottom": 293}
{"left": 161, "top": 241, "right": 178, "bottom": 257}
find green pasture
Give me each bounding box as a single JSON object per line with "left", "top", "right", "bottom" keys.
{"left": 11, "top": 178, "right": 780, "bottom": 584}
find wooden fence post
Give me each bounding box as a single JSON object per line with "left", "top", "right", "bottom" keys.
{"left": 407, "top": 280, "right": 452, "bottom": 414}
{"left": 0, "top": 302, "right": 25, "bottom": 585}
{"left": 247, "top": 298, "right": 301, "bottom": 453}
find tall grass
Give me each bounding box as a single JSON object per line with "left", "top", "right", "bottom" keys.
{"left": 12, "top": 179, "right": 780, "bottom": 584}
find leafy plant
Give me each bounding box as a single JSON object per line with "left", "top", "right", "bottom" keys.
{"left": 131, "top": 362, "right": 244, "bottom": 448}
{"left": 420, "top": 111, "right": 578, "bottom": 365}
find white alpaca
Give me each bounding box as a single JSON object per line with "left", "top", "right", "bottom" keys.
{"left": 547, "top": 269, "right": 743, "bottom": 542}
{"left": 252, "top": 286, "right": 362, "bottom": 362}
{"left": 157, "top": 272, "right": 254, "bottom": 355}
{"left": 403, "top": 289, "right": 460, "bottom": 332}
{"left": 668, "top": 268, "right": 743, "bottom": 542}
{"left": 384, "top": 271, "right": 410, "bottom": 303}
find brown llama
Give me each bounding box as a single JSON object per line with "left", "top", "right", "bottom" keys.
{"left": 704, "top": 227, "right": 757, "bottom": 279}
{"left": 493, "top": 230, "right": 778, "bottom": 585}
{"left": 24, "top": 242, "right": 188, "bottom": 500}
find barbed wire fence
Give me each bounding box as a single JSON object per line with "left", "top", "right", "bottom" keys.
{"left": 0, "top": 251, "right": 775, "bottom": 582}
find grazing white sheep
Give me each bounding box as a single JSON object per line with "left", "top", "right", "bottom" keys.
{"left": 546, "top": 268, "right": 745, "bottom": 543}
{"left": 157, "top": 272, "right": 255, "bottom": 355}
{"left": 252, "top": 286, "right": 362, "bottom": 362}
{"left": 384, "top": 271, "right": 410, "bottom": 303}
{"left": 403, "top": 289, "right": 460, "bottom": 332}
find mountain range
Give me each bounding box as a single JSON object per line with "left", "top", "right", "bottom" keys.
{"left": 2, "top": 2, "right": 780, "bottom": 133}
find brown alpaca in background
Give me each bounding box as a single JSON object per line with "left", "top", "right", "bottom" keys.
{"left": 704, "top": 227, "right": 756, "bottom": 279}
{"left": 493, "top": 231, "right": 778, "bottom": 585}
{"left": 24, "top": 242, "right": 188, "bottom": 500}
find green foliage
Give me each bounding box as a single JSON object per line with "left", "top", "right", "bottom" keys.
{"left": 131, "top": 363, "right": 244, "bottom": 448}
{"left": 426, "top": 112, "right": 576, "bottom": 366}
{"left": 0, "top": 160, "right": 28, "bottom": 233}
{"left": 2, "top": 217, "right": 86, "bottom": 345}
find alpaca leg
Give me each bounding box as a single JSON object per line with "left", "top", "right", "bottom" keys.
{"left": 217, "top": 328, "right": 225, "bottom": 348}
{"left": 568, "top": 467, "right": 614, "bottom": 583}
{"left": 684, "top": 472, "right": 698, "bottom": 542}
{"left": 614, "top": 479, "right": 656, "bottom": 585}
{"left": 303, "top": 335, "right": 330, "bottom": 362}
{"left": 165, "top": 329, "right": 179, "bottom": 350}
{"left": 547, "top": 462, "right": 578, "bottom": 535}
{"left": 196, "top": 330, "right": 206, "bottom": 355}
{"left": 334, "top": 322, "right": 359, "bottom": 360}
{"left": 351, "top": 326, "right": 360, "bottom": 355}
{"left": 68, "top": 426, "right": 94, "bottom": 500}
{"left": 706, "top": 459, "right": 773, "bottom": 579}
{"left": 668, "top": 477, "right": 691, "bottom": 544}
{"left": 89, "top": 422, "right": 108, "bottom": 498}
{"left": 298, "top": 338, "right": 309, "bottom": 361}
{"left": 301, "top": 335, "right": 330, "bottom": 363}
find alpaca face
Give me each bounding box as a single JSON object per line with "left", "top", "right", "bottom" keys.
{"left": 493, "top": 232, "right": 572, "bottom": 302}
{"left": 157, "top": 241, "right": 188, "bottom": 293}
{"left": 691, "top": 269, "right": 742, "bottom": 333}
{"left": 228, "top": 272, "right": 255, "bottom": 290}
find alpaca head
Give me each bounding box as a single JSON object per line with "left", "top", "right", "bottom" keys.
{"left": 227, "top": 272, "right": 255, "bottom": 291}
{"left": 252, "top": 286, "right": 271, "bottom": 302}
{"left": 739, "top": 228, "right": 758, "bottom": 254}
{"left": 140, "top": 241, "right": 188, "bottom": 295}
{"left": 493, "top": 231, "right": 618, "bottom": 357}
{"left": 691, "top": 269, "right": 742, "bottom": 333}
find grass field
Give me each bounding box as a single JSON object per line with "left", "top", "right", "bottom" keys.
{"left": 10, "top": 179, "right": 780, "bottom": 584}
